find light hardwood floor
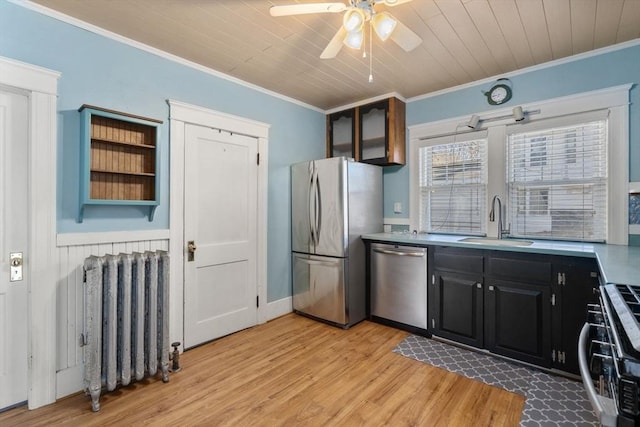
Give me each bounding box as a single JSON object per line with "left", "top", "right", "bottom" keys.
{"left": 0, "top": 314, "right": 524, "bottom": 426}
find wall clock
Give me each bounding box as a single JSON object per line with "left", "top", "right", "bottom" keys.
{"left": 485, "top": 78, "right": 512, "bottom": 105}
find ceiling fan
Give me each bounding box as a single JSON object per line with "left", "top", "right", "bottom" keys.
{"left": 270, "top": 0, "right": 422, "bottom": 59}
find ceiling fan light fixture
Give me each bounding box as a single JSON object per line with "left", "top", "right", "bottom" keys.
{"left": 343, "top": 8, "right": 365, "bottom": 32}
{"left": 343, "top": 29, "right": 364, "bottom": 49}
{"left": 371, "top": 12, "right": 397, "bottom": 41}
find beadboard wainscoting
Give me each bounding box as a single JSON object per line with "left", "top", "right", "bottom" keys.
{"left": 55, "top": 230, "right": 170, "bottom": 399}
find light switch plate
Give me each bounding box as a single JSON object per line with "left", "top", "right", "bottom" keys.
{"left": 393, "top": 202, "right": 402, "bottom": 213}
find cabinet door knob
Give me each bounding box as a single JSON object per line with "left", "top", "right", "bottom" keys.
{"left": 488, "top": 285, "right": 494, "bottom": 291}
{"left": 476, "top": 282, "right": 482, "bottom": 289}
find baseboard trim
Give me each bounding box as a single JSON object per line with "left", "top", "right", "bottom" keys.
{"left": 266, "top": 296, "right": 292, "bottom": 321}
{"left": 56, "top": 365, "right": 83, "bottom": 399}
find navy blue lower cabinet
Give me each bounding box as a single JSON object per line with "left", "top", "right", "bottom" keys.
{"left": 552, "top": 257, "right": 600, "bottom": 375}
{"left": 429, "top": 246, "right": 554, "bottom": 370}
{"left": 422, "top": 244, "right": 598, "bottom": 374}
{"left": 484, "top": 279, "right": 552, "bottom": 367}
{"left": 429, "top": 246, "right": 484, "bottom": 348}
{"left": 485, "top": 251, "right": 553, "bottom": 368}
{"left": 432, "top": 271, "right": 484, "bottom": 348}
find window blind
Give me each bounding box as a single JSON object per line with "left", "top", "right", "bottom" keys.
{"left": 506, "top": 113, "right": 608, "bottom": 242}
{"left": 419, "top": 133, "right": 488, "bottom": 235}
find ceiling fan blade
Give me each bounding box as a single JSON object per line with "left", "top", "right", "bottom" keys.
{"left": 270, "top": 2, "right": 347, "bottom": 17}
{"left": 320, "top": 27, "right": 347, "bottom": 59}
{"left": 390, "top": 19, "right": 422, "bottom": 52}
{"left": 374, "top": 0, "right": 413, "bottom": 6}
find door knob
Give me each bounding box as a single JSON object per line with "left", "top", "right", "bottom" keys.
{"left": 10, "top": 252, "right": 23, "bottom": 281}
{"left": 187, "top": 241, "right": 196, "bottom": 262}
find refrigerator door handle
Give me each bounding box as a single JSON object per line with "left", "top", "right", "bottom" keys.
{"left": 303, "top": 258, "right": 338, "bottom": 267}
{"left": 308, "top": 167, "right": 315, "bottom": 249}
{"left": 315, "top": 174, "right": 321, "bottom": 246}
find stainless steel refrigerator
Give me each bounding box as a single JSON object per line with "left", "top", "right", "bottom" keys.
{"left": 291, "top": 157, "right": 382, "bottom": 328}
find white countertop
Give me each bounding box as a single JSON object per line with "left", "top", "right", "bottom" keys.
{"left": 361, "top": 233, "right": 640, "bottom": 286}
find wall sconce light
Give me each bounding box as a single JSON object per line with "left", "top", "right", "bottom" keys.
{"left": 464, "top": 107, "right": 538, "bottom": 130}
{"left": 467, "top": 114, "right": 480, "bottom": 129}
{"left": 513, "top": 106, "right": 525, "bottom": 122}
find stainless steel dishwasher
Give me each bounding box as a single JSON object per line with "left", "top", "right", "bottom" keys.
{"left": 371, "top": 242, "right": 427, "bottom": 329}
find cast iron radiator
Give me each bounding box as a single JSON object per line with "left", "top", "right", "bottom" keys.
{"left": 82, "top": 250, "right": 170, "bottom": 412}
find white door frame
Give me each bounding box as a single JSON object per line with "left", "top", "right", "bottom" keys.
{"left": 0, "top": 56, "right": 59, "bottom": 409}
{"left": 167, "top": 100, "right": 269, "bottom": 348}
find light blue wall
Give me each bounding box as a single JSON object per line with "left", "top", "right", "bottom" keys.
{"left": 383, "top": 43, "right": 640, "bottom": 244}
{"left": 0, "top": 2, "right": 325, "bottom": 302}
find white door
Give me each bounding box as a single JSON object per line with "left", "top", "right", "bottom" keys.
{"left": 183, "top": 124, "right": 258, "bottom": 348}
{"left": 0, "top": 88, "right": 29, "bottom": 410}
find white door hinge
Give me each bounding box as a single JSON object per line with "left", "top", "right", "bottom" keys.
{"left": 551, "top": 294, "right": 556, "bottom": 306}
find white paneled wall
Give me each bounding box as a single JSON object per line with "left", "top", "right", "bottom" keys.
{"left": 55, "top": 231, "right": 169, "bottom": 397}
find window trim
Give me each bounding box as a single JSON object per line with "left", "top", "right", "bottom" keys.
{"left": 409, "top": 84, "right": 631, "bottom": 244}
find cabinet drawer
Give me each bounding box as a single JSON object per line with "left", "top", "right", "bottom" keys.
{"left": 487, "top": 252, "right": 552, "bottom": 285}
{"left": 433, "top": 247, "right": 483, "bottom": 274}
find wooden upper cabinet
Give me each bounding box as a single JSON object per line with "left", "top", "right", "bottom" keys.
{"left": 359, "top": 97, "right": 405, "bottom": 166}
{"left": 326, "top": 109, "right": 355, "bottom": 159}
{"left": 326, "top": 97, "right": 405, "bottom": 166}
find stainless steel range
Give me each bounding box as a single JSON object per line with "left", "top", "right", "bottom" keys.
{"left": 580, "top": 283, "right": 640, "bottom": 426}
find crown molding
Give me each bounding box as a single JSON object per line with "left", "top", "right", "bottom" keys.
{"left": 407, "top": 38, "right": 640, "bottom": 104}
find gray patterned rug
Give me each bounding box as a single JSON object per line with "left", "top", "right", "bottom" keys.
{"left": 394, "top": 335, "right": 598, "bottom": 426}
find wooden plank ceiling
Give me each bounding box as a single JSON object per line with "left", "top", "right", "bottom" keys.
{"left": 30, "top": 0, "right": 640, "bottom": 110}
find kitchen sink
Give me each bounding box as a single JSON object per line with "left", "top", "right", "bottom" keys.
{"left": 458, "top": 237, "right": 534, "bottom": 247}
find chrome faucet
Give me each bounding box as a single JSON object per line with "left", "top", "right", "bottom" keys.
{"left": 489, "top": 195, "right": 510, "bottom": 239}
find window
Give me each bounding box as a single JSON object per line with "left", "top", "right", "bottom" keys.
{"left": 506, "top": 115, "right": 608, "bottom": 241}
{"left": 409, "top": 85, "right": 630, "bottom": 244}
{"left": 417, "top": 133, "right": 487, "bottom": 235}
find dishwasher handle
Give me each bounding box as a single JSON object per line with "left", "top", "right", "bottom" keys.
{"left": 372, "top": 248, "right": 425, "bottom": 257}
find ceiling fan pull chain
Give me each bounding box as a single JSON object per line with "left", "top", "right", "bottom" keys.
{"left": 363, "top": 20, "right": 367, "bottom": 59}
{"left": 369, "top": 20, "right": 374, "bottom": 83}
